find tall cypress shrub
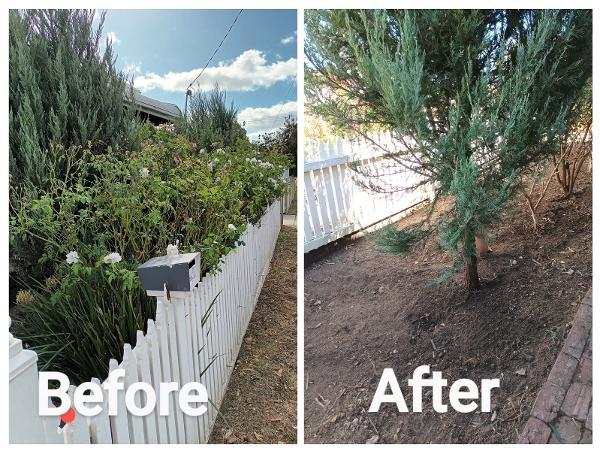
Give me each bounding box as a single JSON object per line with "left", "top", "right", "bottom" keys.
{"left": 306, "top": 10, "right": 592, "bottom": 289}
{"left": 9, "top": 9, "right": 136, "bottom": 193}
{"left": 183, "top": 84, "right": 248, "bottom": 151}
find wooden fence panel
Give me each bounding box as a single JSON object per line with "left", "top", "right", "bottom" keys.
{"left": 304, "top": 134, "right": 433, "bottom": 252}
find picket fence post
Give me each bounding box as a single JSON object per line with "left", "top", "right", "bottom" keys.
{"left": 9, "top": 318, "right": 52, "bottom": 443}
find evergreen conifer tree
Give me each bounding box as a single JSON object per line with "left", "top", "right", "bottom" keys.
{"left": 9, "top": 9, "right": 136, "bottom": 193}
{"left": 183, "top": 84, "right": 248, "bottom": 151}
{"left": 306, "top": 10, "right": 592, "bottom": 289}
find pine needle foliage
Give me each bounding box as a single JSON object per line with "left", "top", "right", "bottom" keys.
{"left": 306, "top": 10, "right": 592, "bottom": 287}
{"left": 373, "top": 225, "right": 429, "bottom": 255}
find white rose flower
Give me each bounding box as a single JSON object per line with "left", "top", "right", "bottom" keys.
{"left": 139, "top": 167, "right": 150, "bottom": 178}
{"left": 227, "top": 224, "right": 236, "bottom": 231}
{"left": 103, "top": 252, "right": 122, "bottom": 264}
{"left": 66, "top": 251, "right": 80, "bottom": 265}
{"left": 166, "top": 244, "right": 179, "bottom": 257}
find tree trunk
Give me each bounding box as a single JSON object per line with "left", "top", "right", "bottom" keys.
{"left": 475, "top": 236, "right": 489, "bottom": 255}
{"left": 464, "top": 255, "right": 480, "bottom": 290}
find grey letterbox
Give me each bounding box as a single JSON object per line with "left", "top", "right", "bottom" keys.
{"left": 137, "top": 252, "right": 201, "bottom": 293}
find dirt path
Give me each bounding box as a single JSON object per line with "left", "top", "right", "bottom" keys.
{"left": 304, "top": 172, "right": 592, "bottom": 444}
{"left": 209, "top": 226, "right": 297, "bottom": 444}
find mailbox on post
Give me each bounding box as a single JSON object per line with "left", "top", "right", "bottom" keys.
{"left": 137, "top": 252, "right": 201, "bottom": 294}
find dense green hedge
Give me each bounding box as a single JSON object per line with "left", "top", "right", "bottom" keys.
{"left": 11, "top": 123, "right": 289, "bottom": 383}
{"left": 9, "top": 10, "right": 137, "bottom": 194}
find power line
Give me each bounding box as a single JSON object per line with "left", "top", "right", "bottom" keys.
{"left": 184, "top": 9, "right": 244, "bottom": 116}
{"left": 268, "top": 80, "right": 296, "bottom": 131}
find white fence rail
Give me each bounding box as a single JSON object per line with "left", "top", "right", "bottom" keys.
{"left": 304, "top": 133, "right": 433, "bottom": 253}
{"left": 9, "top": 200, "right": 282, "bottom": 444}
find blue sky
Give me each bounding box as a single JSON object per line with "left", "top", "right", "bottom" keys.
{"left": 99, "top": 9, "right": 297, "bottom": 139}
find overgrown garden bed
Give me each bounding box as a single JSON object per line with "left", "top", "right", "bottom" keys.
{"left": 10, "top": 123, "right": 288, "bottom": 383}
{"left": 8, "top": 10, "right": 292, "bottom": 385}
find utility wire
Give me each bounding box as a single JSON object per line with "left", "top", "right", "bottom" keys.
{"left": 268, "top": 80, "right": 296, "bottom": 131}
{"left": 184, "top": 9, "right": 243, "bottom": 116}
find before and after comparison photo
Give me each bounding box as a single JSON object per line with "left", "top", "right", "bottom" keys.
{"left": 3, "top": 1, "right": 596, "bottom": 447}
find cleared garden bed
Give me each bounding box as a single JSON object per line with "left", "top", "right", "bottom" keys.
{"left": 304, "top": 170, "right": 591, "bottom": 444}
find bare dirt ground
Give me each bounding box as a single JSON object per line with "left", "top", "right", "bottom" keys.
{"left": 210, "top": 226, "right": 297, "bottom": 444}
{"left": 304, "top": 171, "right": 592, "bottom": 444}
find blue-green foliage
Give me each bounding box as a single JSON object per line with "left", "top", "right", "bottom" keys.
{"left": 306, "top": 10, "right": 592, "bottom": 277}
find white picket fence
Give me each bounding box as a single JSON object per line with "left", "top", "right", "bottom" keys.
{"left": 304, "top": 133, "right": 434, "bottom": 252}
{"left": 281, "top": 176, "right": 296, "bottom": 214}
{"left": 9, "top": 200, "right": 282, "bottom": 444}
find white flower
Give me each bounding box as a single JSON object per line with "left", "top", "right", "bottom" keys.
{"left": 215, "top": 148, "right": 224, "bottom": 154}
{"left": 166, "top": 243, "right": 179, "bottom": 257}
{"left": 139, "top": 167, "right": 150, "bottom": 178}
{"left": 227, "top": 224, "right": 236, "bottom": 231}
{"left": 66, "top": 251, "right": 80, "bottom": 265}
{"left": 103, "top": 252, "right": 122, "bottom": 264}
{"left": 199, "top": 148, "right": 206, "bottom": 154}
{"left": 156, "top": 123, "right": 175, "bottom": 133}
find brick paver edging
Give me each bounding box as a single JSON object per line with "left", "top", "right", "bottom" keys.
{"left": 519, "top": 288, "right": 592, "bottom": 444}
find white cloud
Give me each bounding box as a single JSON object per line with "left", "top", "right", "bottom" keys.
{"left": 281, "top": 32, "right": 296, "bottom": 45}
{"left": 106, "top": 31, "right": 120, "bottom": 45}
{"left": 134, "top": 49, "right": 296, "bottom": 93}
{"left": 123, "top": 62, "right": 142, "bottom": 74}
{"left": 239, "top": 101, "right": 297, "bottom": 140}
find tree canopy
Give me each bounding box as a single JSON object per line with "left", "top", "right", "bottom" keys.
{"left": 305, "top": 9, "right": 592, "bottom": 288}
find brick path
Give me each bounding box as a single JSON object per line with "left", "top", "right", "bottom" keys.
{"left": 519, "top": 288, "right": 592, "bottom": 444}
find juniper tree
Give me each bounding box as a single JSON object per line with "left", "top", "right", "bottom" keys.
{"left": 183, "top": 84, "right": 248, "bottom": 151}
{"left": 9, "top": 9, "right": 136, "bottom": 194}
{"left": 305, "top": 10, "right": 592, "bottom": 289}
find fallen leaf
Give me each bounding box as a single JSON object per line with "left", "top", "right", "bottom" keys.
{"left": 366, "top": 435, "right": 379, "bottom": 444}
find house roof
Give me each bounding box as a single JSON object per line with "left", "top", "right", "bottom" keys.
{"left": 129, "top": 88, "right": 182, "bottom": 121}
